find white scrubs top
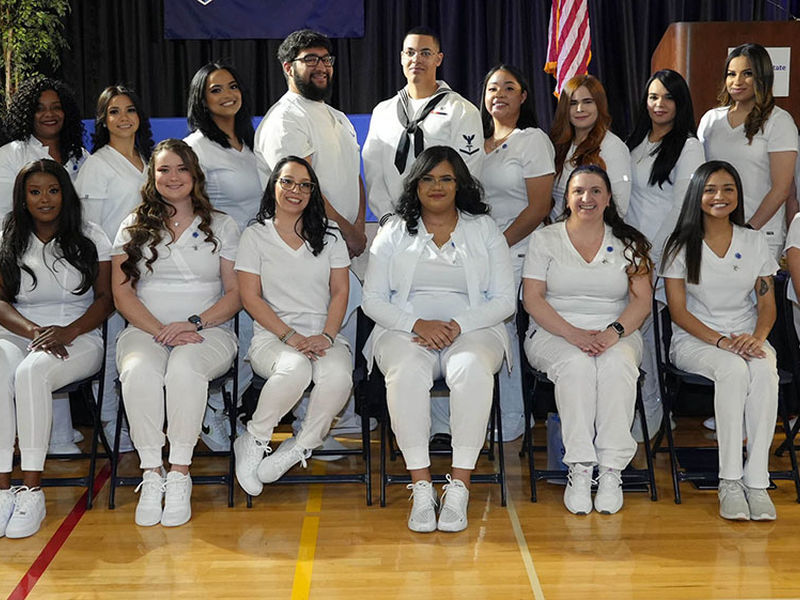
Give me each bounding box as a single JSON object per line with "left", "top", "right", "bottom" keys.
{"left": 482, "top": 127, "right": 555, "bottom": 257}
{"left": 551, "top": 132, "right": 631, "bottom": 220}
{"left": 626, "top": 136, "right": 705, "bottom": 263}
{"left": 184, "top": 131, "right": 262, "bottom": 232}
{"left": 362, "top": 81, "right": 484, "bottom": 220}
{"left": 523, "top": 221, "right": 635, "bottom": 331}
{"left": 0, "top": 136, "right": 88, "bottom": 217}
{"left": 661, "top": 226, "right": 778, "bottom": 343}
{"left": 698, "top": 106, "right": 798, "bottom": 247}
{"left": 0, "top": 221, "right": 110, "bottom": 331}
{"left": 75, "top": 145, "right": 146, "bottom": 242}
{"left": 234, "top": 220, "right": 350, "bottom": 338}
{"left": 254, "top": 91, "right": 361, "bottom": 225}
{"left": 112, "top": 212, "right": 240, "bottom": 324}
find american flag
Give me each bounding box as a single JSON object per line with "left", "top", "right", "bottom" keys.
{"left": 545, "top": 0, "right": 592, "bottom": 96}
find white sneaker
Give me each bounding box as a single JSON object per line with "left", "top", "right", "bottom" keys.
{"left": 564, "top": 464, "right": 593, "bottom": 515}
{"left": 103, "top": 420, "right": 135, "bottom": 453}
{"left": 718, "top": 479, "right": 749, "bottom": 521}
{"left": 134, "top": 467, "right": 165, "bottom": 527}
{"left": 73, "top": 428, "right": 84, "bottom": 444}
{"left": 703, "top": 417, "right": 716, "bottom": 431}
{"left": 200, "top": 405, "right": 230, "bottom": 452}
{"left": 744, "top": 486, "right": 777, "bottom": 521}
{"left": 161, "top": 471, "right": 192, "bottom": 527}
{"left": 437, "top": 475, "right": 469, "bottom": 532}
{"left": 594, "top": 466, "right": 623, "bottom": 514}
{"left": 0, "top": 487, "right": 18, "bottom": 537}
{"left": 6, "top": 487, "right": 46, "bottom": 539}
{"left": 234, "top": 431, "right": 270, "bottom": 496}
{"left": 257, "top": 437, "right": 311, "bottom": 483}
{"left": 311, "top": 435, "right": 347, "bottom": 462}
{"left": 493, "top": 413, "right": 526, "bottom": 443}
{"left": 406, "top": 480, "right": 438, "bottom": 533}
{"left": 47, "top": 440, "right": 81, "bottom": 456}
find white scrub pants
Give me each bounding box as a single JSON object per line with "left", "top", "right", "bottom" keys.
{"left": 116, "top": 326, "right": 237, "bottom": 470}
{"left": 525, "top": 329, "right": 642, "bottom": 470}
{"left": 671, "top": 336, "right": 778, "bottom": 488}
{"left": 0, "top": 331, "right": 103, "bottom": 472}
{"left": 247, "top": 337, "right": 352, "bottom": 450}
{"left": 375, "top": 328, "right": 505, "bottom": 471}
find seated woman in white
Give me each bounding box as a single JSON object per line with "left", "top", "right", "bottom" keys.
{"left": 0, "top": 160, "right": 112, "bottom": 539}
{"left": 112, "top": 139, "right": 240, "bottom": 528}
{"left": 232, "top": 156, "right": 352, "bottom": 495}
{"left": 662, "top": 160, "right": 779, "bottom": 521}
{"left": 362, "top": 146, "right": 515, "bottom": 533}
{"left": 523, "top": 165, "right": 653, "bottom": 516}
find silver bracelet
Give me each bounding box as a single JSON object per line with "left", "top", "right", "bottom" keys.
{"left": 279, "top": 328, "right": 296, "bottom": 343}
{"left": 322, "top": 332, "right": 335, "bottom": 346}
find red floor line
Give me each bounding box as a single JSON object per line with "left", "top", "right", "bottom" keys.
{"left": 7, "top": 463, "right": 111, "bottom": 600}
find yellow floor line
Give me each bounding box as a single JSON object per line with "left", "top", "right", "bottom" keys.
{"left": 505, "top": 491, "right": 546, "bottom": 600}
{"left": 290, "top": 461, "right": 327, "bottom": 600}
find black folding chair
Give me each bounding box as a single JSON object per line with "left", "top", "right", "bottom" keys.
{"left": 651, "top": 284, "right": 800, "bottom": 504}
{"left": 516, "top": 305, "right": 657, "bottom": 503}
{"left": 108, "top": 315, "right": 239, "bottom": 509}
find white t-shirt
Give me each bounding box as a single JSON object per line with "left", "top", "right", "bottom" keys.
{"left": 784, "top": 212, "right": 800, "bottom": 303}
{"left": 0, "top": 221, "right": 110, "bottom": 330}
{"left": 523, "top": 221, "right": 634, "bottom": 330}
{"left": 362, "top": 81, "right": 484, "bottom": 220}
{"left": 698, "top": 106, "right": 798, "bottom": 246}
{"left": 0, "top": 136, "right": 88, "bottom": 217}
{"left": 407, "top": 237, "right": 470, "bottom": 321}
{"left": 112, "top": 212, "right": 240, "bottom": 324}
{"left": 551, "top": 131, "right": 631, "bottom": 219}
{"left": 184, "top": 131, "right": 262, "bottom": 232}
{"left": 74, "top": 145, "right": 145, "bottom": 241}
{"left": 661, "top": 226, "right": 778, "bottom": 342}
{"left": 254, "top": 91, "right": 361, "bottom": 224}
{"left": 483, "top": 127, "right": 555, "bottom": 255}
{"left": 626, "top": 136, "right": 705, "bottom": 264}
{"left": 234, "top": 220, "right": 350, "bottom": 337}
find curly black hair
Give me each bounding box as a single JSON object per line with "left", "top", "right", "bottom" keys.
{"left": 91, "top": 85, "right": 154, "bottom": 160}
{"left": 277, "top": 29, "right": 332, "bottom": 64}
{"left": 256, "top": 155, "right": 334, "bottom": 256}
{"left": 6, "top": 77, "right": 85, "bottom": 165}
{"left": 0, "top": 159, "right": 98, "bottom": 303}
{"left": 395, "top": 146, "right": 488, "bottom": 236}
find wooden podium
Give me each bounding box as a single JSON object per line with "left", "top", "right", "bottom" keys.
{"left": 651, "top": 21, "right": 800, "bottom": 124}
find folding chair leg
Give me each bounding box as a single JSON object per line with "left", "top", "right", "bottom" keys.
{"left": 526, "top": 380, "right": 537, "bottom": 502}
{"left": 362, "top": 407, "right": 372, "bottom": 506}
{"left": 635, "top": 384, "right": 658, "bottom": 501}
{"left": 86, "top": 381, "right": 106, "bottom": 510}
{"left": 380, "top": 420, "right": 388, "bottom": 507}
{"left": 109, "top": 399, "right": 125, "bottom": 510}
{"left": 778, "top": 395, "right": 800, "bottom": 502}
{"left": 493, "top": 393, "right": 507, "bottom": 507}
{"left": 663, "top": 402, "right": 682, "bottom": 504}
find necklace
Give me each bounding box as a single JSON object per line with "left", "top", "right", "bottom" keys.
{"left": 488, "top": 130, "right": 513, "bottom": 152}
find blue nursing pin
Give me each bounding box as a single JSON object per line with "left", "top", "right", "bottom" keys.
{"left": 734, "top": 252, "right": 742, "bottom": 259}
{"left": 606, "top": 246, "right": 613, "bottom": 252}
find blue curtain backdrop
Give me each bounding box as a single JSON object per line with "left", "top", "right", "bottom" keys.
{"left": 61, "top": 0, "right": 800, "bottom": 136}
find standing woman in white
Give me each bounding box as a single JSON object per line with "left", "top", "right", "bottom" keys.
{"left": 625, "top": 70, "right": 705, "bottom": 440}
{"left": 698, "top": 43, "right": 798, "bottom": 258}
{"left": 549, "top": 75, "right": 631, "bottom": 219}
{"left": 185, "top": 62, "right": 262, "bottom": 450}
{"left": 662, "top": 161, "right": 779, "bottom": 521}
{"left": 362, "top": 146, "right": 515, "bottom": 533}
{"left": 233, "top": 156, "right": 352, "bottom": 496}
{"left": 112, "top": 140, "right": 241, "bottom": 528}
{"left": 75, "top": 85, "right": 153, "bottom": 451}
{"left": 0, "top": 160, "right": 113, "bottom": 538}
{"left": 523, "top": 165, "right": 653, "bottom": 515}
{"left": 480, "top": 64, "right": 555, "bottom": 441}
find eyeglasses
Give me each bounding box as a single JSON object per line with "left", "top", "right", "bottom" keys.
{"left": 418, "top": 175, "right": 456, "bottom": 187}
{"left": 401, "top": 49, "right": 438, "bottom": 60}
{"left": 293, "top": 54, "right": 335, "bottom": 67}
{"left": 278, "top": 177, "right": 315, "bottom": 194}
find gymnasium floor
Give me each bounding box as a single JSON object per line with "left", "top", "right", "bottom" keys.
{"left": 2, "top": 420, "right": 800, "bottom": 600}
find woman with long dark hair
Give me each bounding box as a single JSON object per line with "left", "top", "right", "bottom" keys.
{"left": 75, "top": 85, "right": 154, "bottom": 452}
{"left": 0, "top": 78, "right": 87, "bottom": 215}
{"left": 550, "top": 75, "right": 631, "bottom": 219}
{"left": 362, "top": 146, "right": 515, "bottom": 533}
{"left": 185, "top": 62, "right": 262, "bottom": 449}
{"left": 625, "top": 69, "right": 705, "bottom": 441}
{"left": 111, "top": 139, "right": 240, "bottom": 528}
{"left": 232, "top": 156, "right": 352, "bottom": 496}
{"left": 479, "top": 64, "right": 555, "bottom": 441}
{"left": 523, "top": 165, "right": 652, "bottom": 516}
{"left": 0, "top": 160, "right": 113, "bottom": 538}
{"left": 662, "top": 161, "right": 779, "bottom": 521}
{"left": 698, "top": 43, "right": 797, "bottom": 258}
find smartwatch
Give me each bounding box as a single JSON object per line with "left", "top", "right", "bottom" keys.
{"left": 607, "top": 321, "right": 625, "bottom": 337}
{"left": 188, "top": 315, "right": 203, "bottom": 331}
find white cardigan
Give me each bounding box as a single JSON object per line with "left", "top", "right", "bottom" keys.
{"left": 362, "top": 212, "right": 515, "bottom": 370}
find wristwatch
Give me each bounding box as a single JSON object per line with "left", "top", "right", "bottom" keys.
{"left": 188, "top": 315, "right": 203, "bottom": 331}
{"left": 607, "top": 321, "right": 625, "bottom": 337}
